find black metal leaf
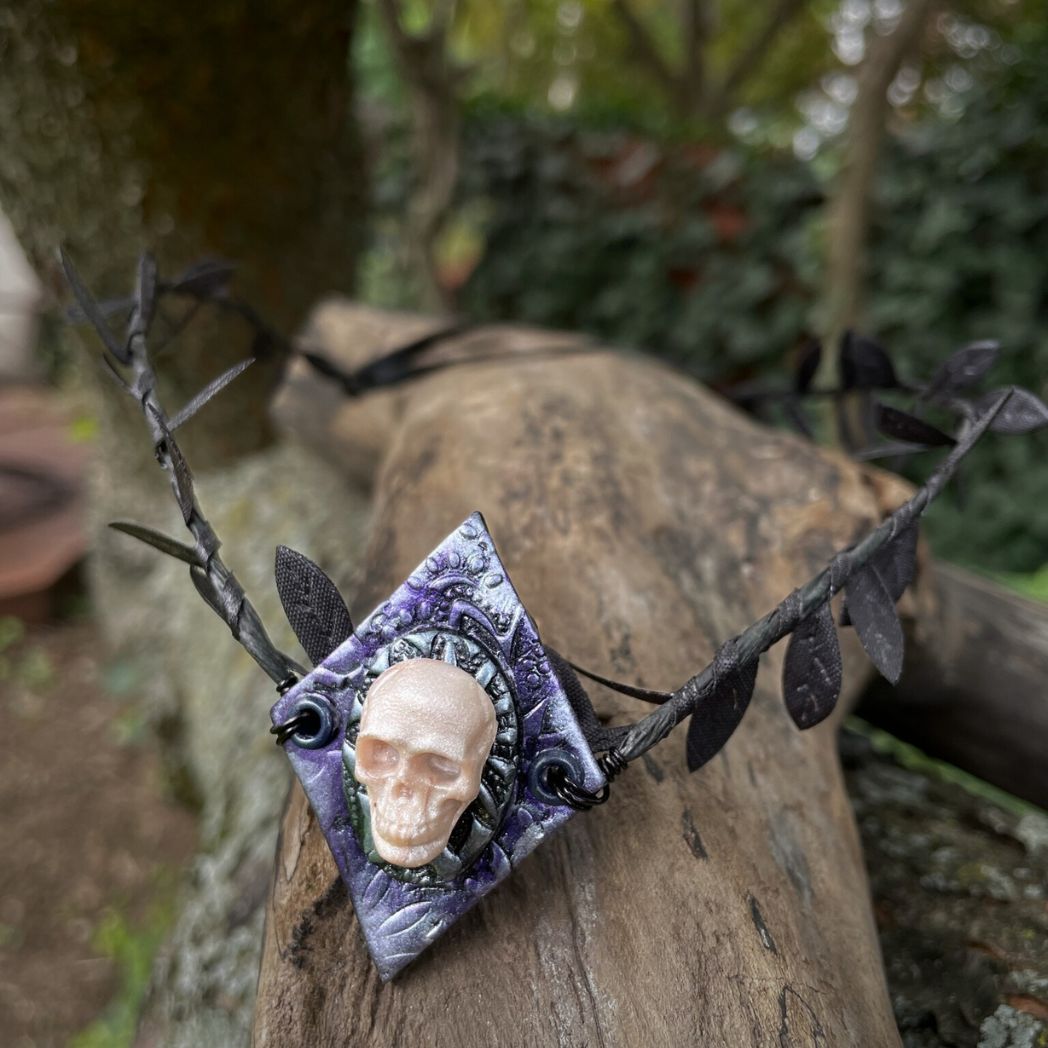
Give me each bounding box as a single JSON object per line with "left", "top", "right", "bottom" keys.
{"left": 782, "top": 604, "right": 843, "bottom": 729}
{"left": 925, "top": 341, "right": 999, "bottom": 398}
{"left": 794, "top": 340, "right": 821, "bottom": 395}
{"left": 250, "top": 330, "right": 276, "bottom": 361}
{"left": 686, "top": 654, "right": 759, "bottom": 772}
{"left": 149, "top": 406, "right": 195, "bottom": 524}
{"left": 839, "top": 331, "right": 899, "bottom": 391}
{"left": 135, "top": 252, "right": 158, "bottom": 334}
{"left": 855, "top": 442, "right": 931, "bottom": 462}
{"left": 844, "top": 563, "right": 905, "bottom": 683}
{"left": 300, "top": 350, "right": 359, "bottom": 395}
{"left": 782, "top": 396, "right": 815, "bottom": 438}
{"left": 275, "top": 545, "right": 354, "bottom": 666}
{"left": 874, "top": 524, "right": 919, "bottom": 603}
{"left": 841, "top": 525, "right": 919, "bottom": 626}
{"left": 99, "top": 355, "right": 131, "bottom": 393}
{"left": 235, "top": 598, "right": 302, "bottom": 683}
{"left": 875, "top": 404, "right": 956, "bottom": 447}
{"left": 169, "top": 358, "right": 255, "bottom": 431}
{"left": 109, "top": 520, "right": 200, "bottom": 565}
{"left": 975, "top": 387, "right": 1048, "bottom": 434}
{"left": 59, "top": 247, "right": 131, "bottom": 365}
{"left": 68, "top": 295, "right": 135, "bottom": 323}
{"left": 167, "top": 259, "right": 235, "bottom": 299}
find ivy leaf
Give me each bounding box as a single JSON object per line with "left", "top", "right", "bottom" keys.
{"left": 844, "top": 564, "right": 905, "bottom": 684}
{"left": 925, "top": 341, "right": 999, "bottom": 399}
{"left": 875, "top": 404, "right": 955, "bottom": 447}
{"left": 839, "top": 331, "right": 900, "bottom": 391}
{"left": 782, "top": 604, "right": 842, "bottom": 729}
{"left": 975, "top": 387, "right": 1048, "bottom": 434}
{"left": 686, "top": 654, "right": 759, "bottom": 772}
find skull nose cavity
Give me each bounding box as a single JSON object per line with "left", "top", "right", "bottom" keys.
{"left": 391, "top": 776, "right": 422, "bottom": 800}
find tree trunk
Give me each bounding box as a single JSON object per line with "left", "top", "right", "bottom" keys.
{"left": 0, "top": 0, "right": 368, "bottom": 706}
{"left": 860, "top": 560, "right": 1048, "bottom": 808}
{"left": 0, "top": 1, "right": 367, "bottom": 426}
{"left": 822, "top": 0, "right": 935, "bottom": 361}
{"left": 256, "top": 304, "right": 911, "bottom": 1045}
{"left": 376, "top": 0, "right": 461, "bottom": 313}
{"left": 0, "top": 13, "right": 370, "bottom": 1041}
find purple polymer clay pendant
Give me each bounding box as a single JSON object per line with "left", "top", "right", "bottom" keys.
{"left": 269, "top": 512, "right": 605, "bottom": 979}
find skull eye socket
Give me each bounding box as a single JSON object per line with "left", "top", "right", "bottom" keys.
{"left": 358, "top": 739, "right": 399, "bottom": 775}
{"left": 420, "top": 753, "right": 461, "bottom": 785}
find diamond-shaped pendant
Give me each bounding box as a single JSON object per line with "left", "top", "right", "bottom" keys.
{"left": 270, "top": 512, "right": 605, "bottom": 979}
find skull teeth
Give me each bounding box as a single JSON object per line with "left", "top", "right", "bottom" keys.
{"left": 373, "top": 813, "right": 443, "bottom": 844}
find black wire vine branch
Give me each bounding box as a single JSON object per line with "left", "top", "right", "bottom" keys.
{"left": 63, "top": 251, "right": 1048, "bottom": 807}
{"left": 598, "top": 389, "right": 1011, "bottom": 774}
{"left": 730, "top": 330, "right": 1048, "bottom": 455}
{"left": 61, "top": 248, "right": 304, "bottom": 690}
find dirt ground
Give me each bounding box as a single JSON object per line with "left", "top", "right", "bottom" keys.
{"left": 0, "top": 619, "right": 197, "bottom": 1048}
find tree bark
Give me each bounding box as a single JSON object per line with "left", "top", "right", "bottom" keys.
{"left": 256, "top": 304, "right": 911, "bottom": 1045}
{"left": 610, "top": 0, "right": 684, "bottom": 110}
{"left": 0, "top": 0, "right": 368, "bottom": 681}
{"left": 822, "top": 0, "right": 936, "bottom": 357}
{"left": 704, "top": 0, "right": 807, "bottom": 119}
{"left": 611, "top": 0, "right": 807, "bottom": 122}
{"left": 0, "top": 15, "right": 369, "bottom": 1039}
{"left": 377, "top": 0, "right": 461, "bottom": 313}
{"left": 0, "top": 1, "right": 367, "bottom": 436}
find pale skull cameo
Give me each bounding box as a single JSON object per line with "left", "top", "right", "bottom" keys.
{"left": 355, "top": 658, "right": 498, "bottom": 868}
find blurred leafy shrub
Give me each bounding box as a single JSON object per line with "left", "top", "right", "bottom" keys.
{"left": 453, "top": 61, "right": 1048, "bottom": 571}
{"left": 863, "top": 27, "right": 1048, "bottom": 572}
{"left": 457, "top": 109, "right": 823, "bottom": 383}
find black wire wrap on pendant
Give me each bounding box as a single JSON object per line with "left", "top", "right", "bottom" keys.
{"left": 547, "top": 750, "right": 628, "bottom": 810}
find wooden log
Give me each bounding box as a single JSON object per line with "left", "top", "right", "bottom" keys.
{"left": 860, "top": 560, "right": 1048, "bottom": 807}
{"left": 256, "top": 303, "right": 912, "bottom": 1045}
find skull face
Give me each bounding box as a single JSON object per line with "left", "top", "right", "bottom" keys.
{"left": 354, "top": 658, "right": 497, "bottom": 868}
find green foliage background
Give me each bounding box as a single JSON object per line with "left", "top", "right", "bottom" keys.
{"left": 357, "top": 5, "right": 1048, "bottom": 574}
{"left": 863, "top": 24, "right": 1048, "bottom": 570}
{"left": 458, "top": 111, "right": 822, "bottom": 380}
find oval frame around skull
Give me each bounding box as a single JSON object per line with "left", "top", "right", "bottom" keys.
{"left": 342, "top": 628, "right": 520, "bottom": 886}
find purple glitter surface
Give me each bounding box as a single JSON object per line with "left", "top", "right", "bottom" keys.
{"left": 270, "top": 512, "right": 604, "bottom": 980}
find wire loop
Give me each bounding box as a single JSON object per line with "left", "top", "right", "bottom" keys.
{"left": 270, "top": 710, "right": 314, "bottom": 746}
{"left": 543, "top": 748, "right": 628, "bottom": 811}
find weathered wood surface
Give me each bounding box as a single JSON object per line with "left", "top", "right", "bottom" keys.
{"left": 255, "top": 303, "right": 917, "bottom": 1046}
{"left": 861, "top": 561, "right": 1048, "bottom": 808}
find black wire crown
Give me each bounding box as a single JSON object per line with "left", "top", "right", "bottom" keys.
{"left": 64, "top": 252, "right": 1048, "bottom": 806}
